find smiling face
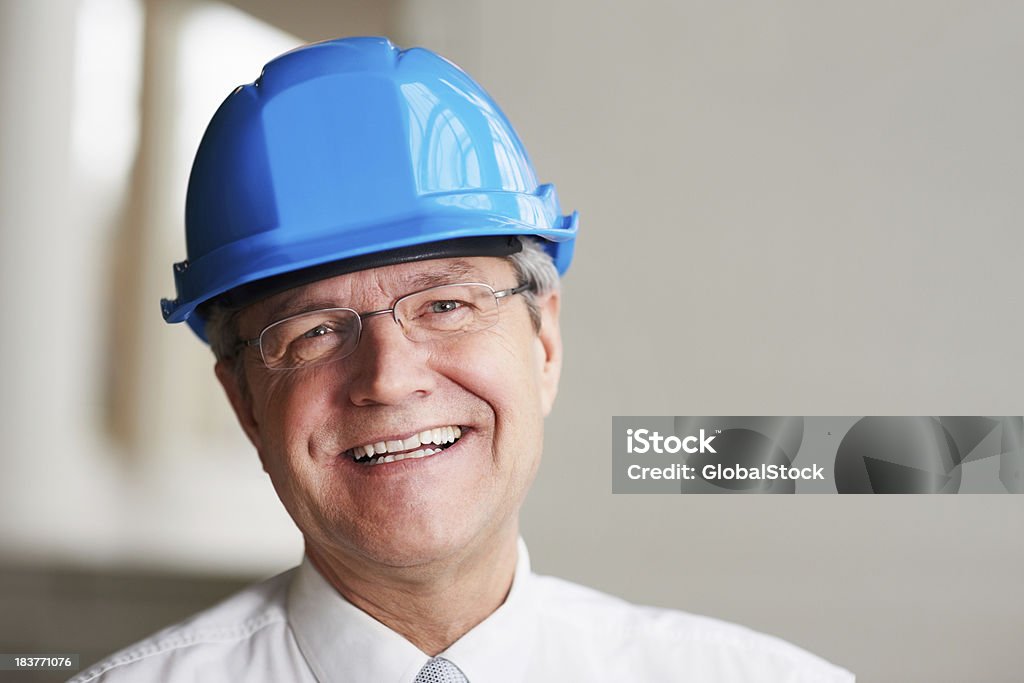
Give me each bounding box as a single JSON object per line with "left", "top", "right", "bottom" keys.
{"left": 215, "top": 256, "right": 562, "bottom": 572}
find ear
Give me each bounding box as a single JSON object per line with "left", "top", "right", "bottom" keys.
{"left": 215, "top": 359, "right": 263, "bottom": 455}
{"left": 533, "top": 290, "right": 563, "bottom": 416}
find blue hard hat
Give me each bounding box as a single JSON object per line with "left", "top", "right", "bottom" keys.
{"left": 160, "top": 36, "right": 578, "bottom": 341}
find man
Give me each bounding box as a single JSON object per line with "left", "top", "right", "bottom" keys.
{"left": 72, "top": 37, "right": 853, "bottom": 682}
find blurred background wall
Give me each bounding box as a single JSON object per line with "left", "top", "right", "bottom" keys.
{"left": 0, "top": 1, "right": 1021, "bottom": 681}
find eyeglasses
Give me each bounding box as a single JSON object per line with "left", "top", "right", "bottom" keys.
{"left": 239, "top": 282, "right": 531, "bottom": 370}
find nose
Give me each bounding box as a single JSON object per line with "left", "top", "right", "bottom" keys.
{"left": 345, "top": 314, "right": 436, "bottom": 406}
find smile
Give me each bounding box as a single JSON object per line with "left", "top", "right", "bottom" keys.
{"left": 345, "top": 426, "right": 463, "bottom": 465}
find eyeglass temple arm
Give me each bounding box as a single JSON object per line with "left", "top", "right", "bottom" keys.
{"left": 495, "top": 283, "right": 531, "bottom": 299}
{"left": 231, "top": 337, "right": 261, "bottom": 354}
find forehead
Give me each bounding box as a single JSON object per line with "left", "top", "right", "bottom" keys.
{"left": 245, "top": 256, "right": 514, "bottom": 326}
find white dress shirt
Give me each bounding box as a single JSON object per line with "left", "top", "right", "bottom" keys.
{"left": 70, "top": 541, "right": 854, "bottom": 682}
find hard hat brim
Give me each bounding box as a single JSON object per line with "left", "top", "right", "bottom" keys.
{"left": 161, "top": 208, "right": 577, "bottom": 342}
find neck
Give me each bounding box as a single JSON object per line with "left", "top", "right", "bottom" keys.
{"left": 305, "top": 527, "right": 520, "bottom": 656}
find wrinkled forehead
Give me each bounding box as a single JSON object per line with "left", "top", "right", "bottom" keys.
{"left": 243, "top": 256, "right": 515, "bottom": 329}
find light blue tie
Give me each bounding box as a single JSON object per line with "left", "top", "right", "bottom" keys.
{"left": 413, "top": 657, "right": 468, "bottom": 683}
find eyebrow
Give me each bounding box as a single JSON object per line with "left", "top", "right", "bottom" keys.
{"left": 406, "top": 260, "right": 478, "bottom": 289}
{"left": 256, "top": 260, "right": 486, "bottom": 328}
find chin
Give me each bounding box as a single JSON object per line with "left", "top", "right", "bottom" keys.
{"left": 316, "top": 511, "right": 480, "bottom": 570}
{"left": 355, "top": 530, "right": 475, "bottom": 569}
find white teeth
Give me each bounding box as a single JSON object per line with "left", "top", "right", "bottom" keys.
{"left": 351, "top": 426, "right": 462, "bottom": 463}
{"left": 366, "top": 447, "right": 443, "bottom": 465}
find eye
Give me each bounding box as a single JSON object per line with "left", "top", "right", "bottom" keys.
{"left": 406, "top": 296, "right": 475, "bottom": 332}
{"left": 302, "top": 323, "right": 334, "bottom": 338}
{"left": 394, "top": 284, "right": 493, "bottom": 338}
{"left": 429, "top": 300, "right": 462, "bottom": 314}
{"left": 259, "top": 309, "right": 361, "bottom": 369}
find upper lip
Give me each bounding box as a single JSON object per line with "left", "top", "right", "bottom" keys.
{"left": 342, "top": 425, "right": 463, "bottom": 458}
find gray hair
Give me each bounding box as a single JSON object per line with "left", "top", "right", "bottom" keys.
{"left": 507, "top": 236, "right": 560, "bottom": 330}
{"left": 204, "top": 237, "right": 559, "bottom": 386}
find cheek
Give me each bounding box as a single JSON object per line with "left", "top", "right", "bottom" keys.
{"left": 251, "top": 372, "right": 333, "bottom": 473}
{"left": 437, "top": 325, "right": 543, "bottom": 407}
{"left": 441, "top": 326, "right": 547, "bottom": 467}
{"left": 250, "top": 375, "right": 351, "bottom": 531}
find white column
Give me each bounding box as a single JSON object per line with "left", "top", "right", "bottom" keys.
{"left": 0, "top": 0, "right": 103, "bottom": 552}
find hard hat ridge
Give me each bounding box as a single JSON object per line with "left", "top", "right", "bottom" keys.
{"left": 161, "top": 36, "right": 578, "bottom": 342}
{"left": 260, "top": 36, "right": 403, "bottom": 84}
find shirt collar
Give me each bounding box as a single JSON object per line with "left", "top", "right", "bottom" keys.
{"left": 287, "top": 538, "right": 537, "bottom": 683}
{"left": 436, "top": 538, "right": 537, "bottom": 683}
